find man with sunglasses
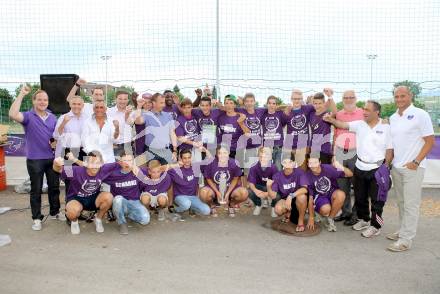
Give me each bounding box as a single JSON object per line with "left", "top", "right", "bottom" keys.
{"left": 332, "top": 90, "right": 363, "bottom": 226}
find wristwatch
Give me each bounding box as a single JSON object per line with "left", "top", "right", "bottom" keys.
{"left": 412, "top": 159, "right": 420, "bottom": 166}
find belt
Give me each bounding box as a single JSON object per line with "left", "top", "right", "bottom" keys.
{"left": 357, "top": 156, "right": 384, "bottom": 166}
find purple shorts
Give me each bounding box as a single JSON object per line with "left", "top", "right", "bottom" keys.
{"left": 313, "top": 189, "right": 336, "bottom": 213}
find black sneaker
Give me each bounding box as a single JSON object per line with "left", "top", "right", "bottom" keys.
{"left": 334, "top": 214, "right": 350, "bottom": 222}
{"left": 344, "top": 217, "right": 358, "bottom": 226}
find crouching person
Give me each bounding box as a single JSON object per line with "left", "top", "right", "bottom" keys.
{"left": 104, "top": 151, "right": 150, "bottom": 234}
{"left": 267, "top": 159, "right": 311, "bottom": 232}
{"left": 139, "top": 160, "right": 172, "bottom": 221}
{"left": 307, "top": 157, "right": 353, "bottom": 232}
{"left": 53, "top": 151, "right": 118, "bottom": 234}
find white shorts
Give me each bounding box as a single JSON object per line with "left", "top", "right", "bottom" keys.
{"left": 143, "top": 192, "right": 168, "bottom": 208}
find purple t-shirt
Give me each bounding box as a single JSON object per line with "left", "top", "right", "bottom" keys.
{"left": 175, "top": 115, "right": 200, "bottom": 150}
{"left": 163, "top": 104, "right": 180, "bottom": 120}
{"left": 193, "top": 108, "right": 222, "bottom": 129}
{"left": 217, "top": 113, "right": 243, "bottom": 151}
{"left": 261, "top": 110, "right": 286, "bottom": 147}
{"left": 283, "top": 104, "right": 315, "bottom": 149}
{"left": 203, "top": 158, "right": 242, "bottom": 188}
{"left": 140, "top": 173, "right": 172, "bottom": 196}
{"left": 236, "top": 108, "right": 265, "bottom": 149}
{"left": 61, "top": 162, "right": 119, "bottom": 200}
{"left": 271, "top": 169, "right": 308, "bottom": 199}
{"left": 21, "top": 109, "right": 57, "bottom": 160}
{"left": 247, "top": 161, "right": 278, "bottom": 187}
{"left": 104, "top": 167, "right": 148, "bottom": 201}
{"left": 169, "top": 166, "right": 199, "bottom": 197}
{"left": 307, "top": 164, "right": 345, "bottom": 199}
{"left": 310, "top": 112, "right": 332, "bottom": 155}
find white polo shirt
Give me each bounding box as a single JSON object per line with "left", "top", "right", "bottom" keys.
{"left": 107, "top": 106, "right": 133, "bottom": 144}
{"left": 349, "top": 119, "right": 393, "bottom": 171}
{"left": 390, "top": 104, "right": 434, "bottom": 169}
{"left": 81, "top": 116, "right": 116, "bottom": 163}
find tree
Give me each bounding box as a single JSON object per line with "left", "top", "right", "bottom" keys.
{"left": 14, "top": 83, "right": 40, "bottom": 111}
{"left": 106, "top": 85, "right": 135, "bottom": 106}
{"left": 0, "top": 88, "right": 13, "bottom": 121}
{"left": 393, "top": 80, "right": 421, "bottom": 99}
{"left": 212, "top": 86, "right": 217, "bottom": 100}
{"left": 336, "top": 100, "right": 365, "bottom": 111}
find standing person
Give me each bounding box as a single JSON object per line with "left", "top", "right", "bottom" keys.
{"left": 163, "top": 90, "right": 180, "bottom": 120}
{"left": 66, "top": 78, "right": 105, "bottom": 117}
{"left": 248, "top": 147, "right": 278, "bottom": 217}
{"left": 199, "top": 146, "right": 249, "bottom": 217}
{"left": 307, "top": 157, "right": 353, "bottom": 232}
{"left": 324, "top": 101, "right": 393, "bottom": 237}
{"left": 53, "top": 95, "right": 88, "bottom": 195}
{"left": 81, "top": 101, "right": 120, "bottom": 163}
{"left": 134, "top": 93, "right": 178, "bottom": 165}
{"left": 169, "top": 149, "right": 211, "bottom": 218}
{"left": 107, "top": 90, "right": 134, "bottom": 155}
{"left": 132, "top": 93, "right": 152, "bottom": 156}
{"left": 53, "top": 151, "right": 117, "bottom": 234}
{"left": 310, "top": 93, "right": 334, "bottom": 164}
{"left": 175, "top": 98, "right": 203, "bottom": 153}
{"left": 235, "top": 93, "right": 265, "bottom": 181}
{"left": 216, "top": 95, "right": 249, "bottom": 159}
{"left": 266, "top": 159, "right": 310, "bottom": 232}
{"left": 9, "top": 85, "right": 63, "bottom": 231}
{"left": 333, "top": 90, "right": 364, "bottom": 226}
{"left": 387, "top": 86, "right": 434, "bottom": 252}
{"left": 282, "top": 89, "right": 315, "bottom": 170}
{"left": 105, "top": 151, "right": 150, "bottom": 235}
{"left": 261, "top": 95, "right": 286, "bottom": 170}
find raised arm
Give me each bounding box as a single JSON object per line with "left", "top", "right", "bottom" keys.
{"left": 9, "top": 84, "right": 31, "bottom": 123}
{"left": 66, "top": 78, "right": 86, "bottom": 103}
{"left": 322, "top": 113, "right": 349, "bottom": 129}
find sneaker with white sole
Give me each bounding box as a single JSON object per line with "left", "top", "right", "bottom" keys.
{"left": 352, "top": 219, "right": 370, "bottom": 231}
{"left": 253, "top": 206, "right": 262, "bottom": 216}
{"left": 386, "top": 231, "right": 399, "bottom": 241}
{"left": 327, "top": 217, "right": 337, "bottom": 232}
{"left": 94, "top": 217, "right": 104, "bottom": 233}
{"left": 32, "top": 219, "right": 42, "bottom": 231}
{"left": 361, "top": 226, "right": 381, "bottom": 238}
{"left": 119, "top": 223, "right": 129, "bottom": 235}
{"left": 387, "top": 240, "right": 411, "bottom": 252}
{"left": 270, "top": 207, "right": 277, "bottom": 218}
{"left": 51, "top": 212, "right": 66, "bottom": 221}
{"left": 158, "top": 209, "right": 166, "bottom": 221}
{"left": 262, "top": 199, "right": 269, "bottom": 208}
{"left": 70, "top": 220, "right": 80, "bottom": 235}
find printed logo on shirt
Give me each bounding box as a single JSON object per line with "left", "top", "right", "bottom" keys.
{"left": 290, "top": 114, "right": 307, "bottom": 130}
{"left": 375, "top": 130, "right": 383, "bottom": 134}
{"left": 81, "top": 179, "right": 101, "bottom": 195}
{"left": 213, "top": 170, "right": 231, "bottom": 184}
{"left": 187, "top": 175, "right": 194, "bottom": 181}
{"left": 264, "top": 116, "right": 280, "bottom": 131}
{"left": 220, "top": 125, "right": 236, "bottom": 133}
{"left": 184, "top": 119, "right": 198, "bottom": 134}
{"left": 407, "top": 115, "right": 414, "bottom": 120}
{"left": 282, "top": 182, "right": 296, "bottom": 190}
{"left": 245, "top": 116, "right": 261, "bottom": 131}
{"left": 115, "top": 180, "right": 137, "bottom": 188}
{"left": 315, "top": 176, "right": 331, "bottom": 194}
{"left": 199, "top": 117, "right": 215, "bottom": 127}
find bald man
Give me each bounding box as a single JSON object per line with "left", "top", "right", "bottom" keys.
{"left": 387, "top": 86, "right": 434, "bottom": 252}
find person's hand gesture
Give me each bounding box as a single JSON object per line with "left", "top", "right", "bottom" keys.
{"left": 20, "top": 84, "right": 31, "bottom": 96}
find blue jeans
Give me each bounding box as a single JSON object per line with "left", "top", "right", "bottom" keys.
{"left": 174, "top": 195, "right": 211, "bottom": 215}
{"left": 112, "top": 196, "right": 150, "bottom": 225}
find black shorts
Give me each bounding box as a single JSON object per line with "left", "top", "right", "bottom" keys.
{"left": 67, "top": 194, "right": 99, "bottom": 211}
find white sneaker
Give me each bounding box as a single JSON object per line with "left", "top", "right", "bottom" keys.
{"left": 51, "top": 212, "right": 66, "bottom": 221}
{"left": 70, "top": 220, "right": 80, "bottom": 235}
{"left": 327, "top": 217, "right": 337, "bottom": 232}
{"left": 270, "top": 207, "right": 277, "bottom": 218}
{"left": 386, "top": 231, "right": 399, "bottom": 241}
{"left": 94, "top": 217, "right": 104, "bottom": 233}
{"left": 253, "top": 206, "right": 262, "bottom": 216}
{"left": 361, "top": 226, "right": 381, "bottom": 238}
{"left": 32, "top": 219, "right": 42, "bottom": 231}
{"left": 352, "top": 219, "right": 370, "bottom": 231}
{"left": 387, "top": 239, "right": 411, "bottom": 252}
{"left": 158, "top": 209, "right": 166, "bottom": 221}
{"left": 262, "top": 199, "right": 269, "bottom": 208}
{"left": 315, "top": 214, "right": 322, "bottom": 223}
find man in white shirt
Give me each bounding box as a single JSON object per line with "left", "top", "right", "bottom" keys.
{"left": 325, "top": 100, "right": 393, "bottom": 239}
{"left": 66, "top": 78, "right": 105, "bottom": 117}
{"left": 387, "top": 86, "right": 435, "bottom": 252}
{"left": 107, "top": 90, "right": 134, "bottom": 156}
{"left": 81, "top": 101, "right": 120, "bottom": 163}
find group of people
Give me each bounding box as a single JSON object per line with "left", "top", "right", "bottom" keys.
{"left": 8, "top": 78, "right": 434, "bottom": 252}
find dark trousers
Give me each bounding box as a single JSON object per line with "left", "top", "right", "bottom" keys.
{"left": 26, "top": 159, "right": 60, "bottom": 220}
{"left": 335, "top": 147, "right": 357, "bottom": 218}
{"left": 249, "top": 184, "right": 276, "bottom": 207}
{"left": 354, "top": 167, "right": 384, "bottom": 229}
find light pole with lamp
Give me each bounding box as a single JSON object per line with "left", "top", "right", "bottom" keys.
{"left": 100, "top": 55, "right": 112, "bottom": 104}
{"left": 366, "top": 54, "right": 377, "bottom": 99}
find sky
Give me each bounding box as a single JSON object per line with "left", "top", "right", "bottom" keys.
{"left": 1, "top": 0, "right": 440, "bottom": 103}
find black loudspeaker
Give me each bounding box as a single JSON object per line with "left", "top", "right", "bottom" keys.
{"left": 40, "top": 74, "right": 79, "bottom": 115}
